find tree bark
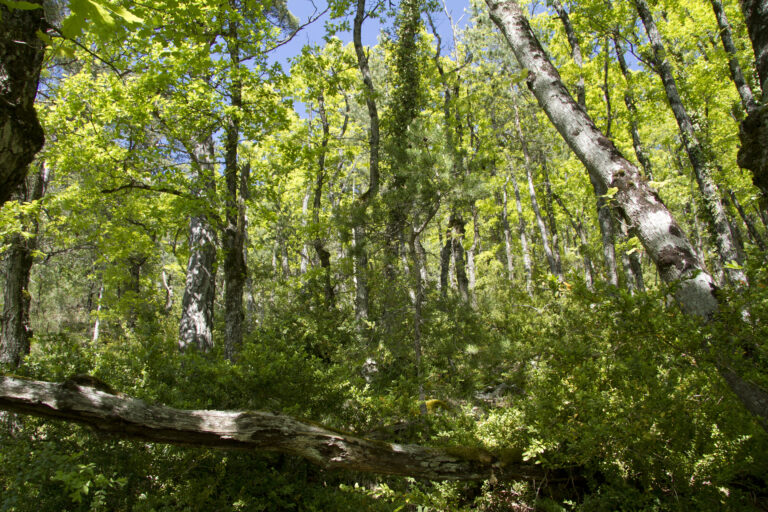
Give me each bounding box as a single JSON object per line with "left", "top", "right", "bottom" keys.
{"left": 1, "top": 163, "right": 46, "bottom": 367}
{"left": 0, "top": 375, "right": 550, "bottom": 482}
{"left": 223, "top": 16, "right": 247, "bottom": 360}
{"left": 728, "top": 189, "right": 766, "bottom": 250}
{"left": 710, "top": 0, "right": 758, "bottom": 113}
{"left": 485, "top": 0, "right": 768, "bottom": 427}
{"left": 501, "top": 177, "right": 516, "bottom": 282}
{"left": 736, "top": 0, "right": 768, "bottom": 200}
{"left": 613, "top": 36, "right": 654, "bottom": 180}
{"left": 179, "top": 136, "right": 218, "bottom": 353}
{"left": 550, "top": 1, "right": 617, "bottom": 286}
{"left": 0, "top": 1, "right": 46, "bottom": 205}
{"left": 314, "top": 92, "right": 335, "bottom": 307}
{"left": 553, "top": 192, "right": 594, "bottom": 290}
{"left": 508, "top": 168, "right": 533, "bottom": 295}
{"left": 513, "top": 102, "right": 560, "bottom": 280}
{"left": 635, "top": 0, "right": 745, "bottom": 284}
{"left": 351, "top": 0, "right": 380, "bottom": 324}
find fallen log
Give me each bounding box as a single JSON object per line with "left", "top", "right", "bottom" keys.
{"left": 0, "top": 375, "right": 549, "bottom": 482}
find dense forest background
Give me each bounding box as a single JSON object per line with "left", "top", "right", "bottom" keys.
{"left": 2, "top": 0, "right": 768, "bottom": 509}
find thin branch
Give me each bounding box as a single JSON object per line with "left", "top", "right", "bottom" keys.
{"left": 101, "top": 180, "right": 191, "bottom": 199}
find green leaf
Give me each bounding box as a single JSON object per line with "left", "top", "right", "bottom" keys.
{"left": 111, "top": 4, "right": 143, "bottom": 24}
{"left": 602, "top": 187, "right": 618, "bottom": 199}
{"left": 0, "top": 0, "right": 42, "bottom": 10}
{"left": 510, "top": 68, "right": 530, "bottom": 85}
{"left": 724, "top": 261, "right": 743, "bottom": 270}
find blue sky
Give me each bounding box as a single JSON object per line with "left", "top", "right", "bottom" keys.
{"left": 268, "top": 0, "right": 474, "bottom": 71}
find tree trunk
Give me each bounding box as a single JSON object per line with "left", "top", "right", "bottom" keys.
{"left": 550, "top": 0, "right": 584, "bottom": 108}
{"left": 0, "top": 375, "right": 553, "bottom": 482}
{"left": 710, "top": 0, "right": 758, "bottom": 113}
{"left": 736, "top": 0, "right": 768, "bottom": 200}
{"left": 540, "top": 159, "right": 563, "bottom": 276}
{"left": 635, "top": 0, "right": 745, "bottom": 284}
{"left": 351, "top": 0, "right": 380, "bottom": 324}
{"left": 513, "top": 102, "right": 560, "bottom": 280}
{"left": 179, "top": 136, "right": 218, "bottom": 353}
{"left": 501, "top": 177, "right": 516, "bottom": 282}
{"left": 509, "top": 168, "right": 533, "bottom": 295}
{"left": 450, "top": 213, "right": 470, "bottom": 302}
{"left": 223, "top": 17, "right": 247, "bottom": 360}
{"left": 0, "top": 1, "right": 46, "bottom": 205}
{"left": 553, "top": 192, "right": 595, "bottom": 290}
{"left": 550, "top": 1, "right": 617, "bottom": 286}
{"left": 314, "top": 92, "right": 335, "bottom": 307}
{"left": 485, "top": 0, "right": 768, "bottom": 427}
{"left": 613, "top": 36, "right": 655, "bottom": 180}
{"left": 729, "top": 189, "right": 766, "bottom": 250}
{"left": 1, "top": 164, "right": 46, "bottom": 368}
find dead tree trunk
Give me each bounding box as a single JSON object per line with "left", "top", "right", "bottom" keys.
{"left": 0, "top": 375, "right": 553, "bottom": 482}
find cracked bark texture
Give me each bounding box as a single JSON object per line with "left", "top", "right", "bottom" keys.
{"left": 179, "top": 136, "right": 217, "bottom": 352}
{"left": 0, "top": 1, "right": 46, "bottom": 204}
{"left": 0, "top": 376, "right": 550, "bottom": 482}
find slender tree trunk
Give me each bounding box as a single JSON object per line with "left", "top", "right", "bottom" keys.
{"left": 352, "top": 0, "right": 380, "bottom": 324}
{"left": 222, "top": 16, "right": 248, "bottom": 359}
{"left": 467, "top": 205, "right": 479, "bottom": 304}
{"left": 501, "top": 177, "right": 516, "bottom": 282}
{"left": 613, "top": 36, "right": 654, "bottom": 180}
{"left": 550, "top": 0, "right": 584, "bottom": 108}
{"left": 0, "top": 1, "right": 46, "bottom": 205}
{"left": 553, "top": 193, "right": 594, "bottom": 290}
{"left": 1, "top": 163, "right": 46, "bottom": 368}
{"left": 540, "top": 159, "right": 563, "bottom": 276}
{"left": 314, "top": 92, "right": 335, "bottom": 307}
{"left": 485, "top": 0, "right": 768, "bottom": 426}
{"left": 450, "top": 213, "right": 470, "bottom": 302}
{"left": 509, "top": 167, "right": 533, "bottom": 295}
{"left": 91, "top": 282, "right": 103, "bottom": 344}
{"left": 513, "top": 102, "right": 560, "bottom": 279}
{"left": 729, "top": 189, "right": 766, "bottom": 249}
{"left": 635, "top": 0, "right": 745, "bottom": 284}
{"left": 710, "top": 0, "right": 758, "bottom": 113}
{"left": 406, "top": 228, "right": 427, "bottom": 416}
{"left": 179, "top": 136, "right": 218, "bottom": 353}
{"left": 300, "top": 184, "right": 311, "bottom": 275}
{"left": 551, "top": 1, "right": 617, "bottom": 285}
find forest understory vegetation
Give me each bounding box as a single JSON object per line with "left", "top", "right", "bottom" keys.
{"left": 2, "top": 0, "right": 768, "bottom": 509}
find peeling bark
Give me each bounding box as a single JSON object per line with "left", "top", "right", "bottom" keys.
{"left": 0, "top": 376, "right": 549, "bottom": 482}
{"left": 0, "top": 1, "right": 46, "bottom": 204}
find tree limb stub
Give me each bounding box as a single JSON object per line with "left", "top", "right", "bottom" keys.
{"left": 0, "top": 376, "right": 548, "bottom": 482}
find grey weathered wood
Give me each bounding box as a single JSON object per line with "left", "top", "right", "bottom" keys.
{"left": 0, "top": 376, "right": 547, "bottom": 482}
